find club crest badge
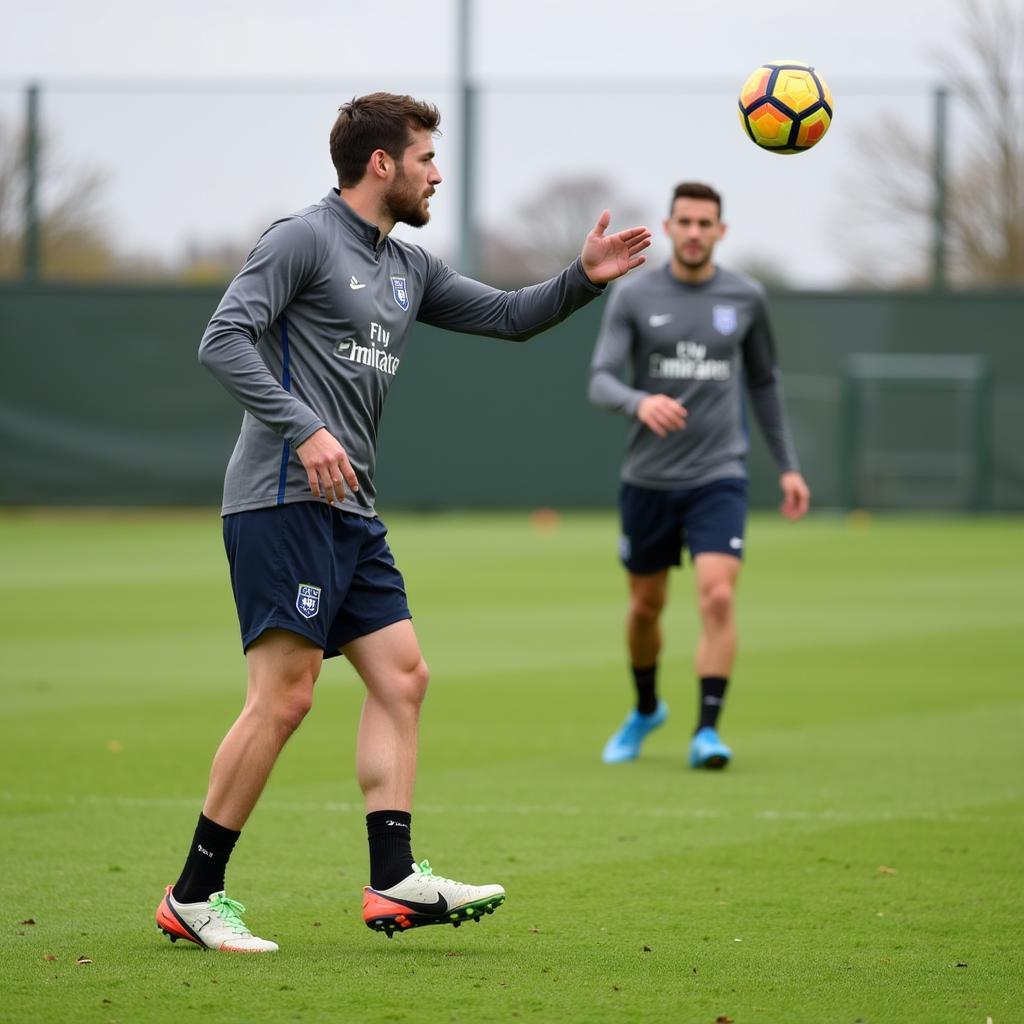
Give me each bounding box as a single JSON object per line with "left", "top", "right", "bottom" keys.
{"left": 712, "top": 305, "right": 738, "bottom": 335}
{"left": 296, "top": 583, "right": 321, "bottom": 619}
{"left": 390, "top": 275, "right": 410, "bottom": 311}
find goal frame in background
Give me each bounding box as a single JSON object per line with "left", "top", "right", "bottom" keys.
{"left": 839, "top": 354, "right": 992, "bottom": 512}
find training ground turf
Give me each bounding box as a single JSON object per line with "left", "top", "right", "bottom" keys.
{"left": 1, "top": 510, "right": 1021, "bottom": 1024}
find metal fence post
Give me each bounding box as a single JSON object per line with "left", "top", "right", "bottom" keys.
{"left": 23, "top": 82, "right": 42, "bottom": 281}
{"left": 456, "top": 0, "right": 477, "bottom": 278}
{"left": 932, "top": 85, "right": 948, "bottom": 290}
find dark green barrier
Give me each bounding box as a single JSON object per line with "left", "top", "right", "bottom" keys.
{"left": 1, "top": 283, "right": 1022, "bottom": 509}
{"left": 0, "top": 284, "right": 231, "bottom": 505}
{"left": 763, "top": 291, "right": 1024, "bottom": 511}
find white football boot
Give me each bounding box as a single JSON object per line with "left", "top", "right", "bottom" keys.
{"left": 156, "top": 886, "right": 279, "bottom": 953}
{"left": 363, "top": 860, "right": 506, "bottom": 937}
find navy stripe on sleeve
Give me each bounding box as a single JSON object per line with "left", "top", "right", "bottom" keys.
{"left": 276, "top": 315, "right": 293, "bottom": 505}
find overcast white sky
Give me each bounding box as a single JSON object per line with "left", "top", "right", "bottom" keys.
{"left": 1, "top": 0, "right": 971, "bottom": 285}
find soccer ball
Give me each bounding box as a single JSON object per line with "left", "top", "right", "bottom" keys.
{"left": 738, "top": 61, "right": 833, "bottom": 154}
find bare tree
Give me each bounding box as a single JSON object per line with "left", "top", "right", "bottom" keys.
{"left": 0, "top": 117, "right": 115, "bottom": 280}
{"left": 841, "top": 0, "right": 1024, "bottom": 287}
{"left": 481, "top": 175, "right": 646, "bottom": 285}
{"left": 940, "top": 0, "right": 1024, "bottom": 284}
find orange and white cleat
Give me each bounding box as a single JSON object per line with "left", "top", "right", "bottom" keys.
{"left": 363, "top": 860, "right": 505, "bottom": 938}
{"left": 156, "top": 885, "right": 279, "bottom": 953}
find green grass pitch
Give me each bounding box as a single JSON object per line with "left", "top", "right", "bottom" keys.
{"left": 1, "top": 510, "right": 1021, "bottom": 1023}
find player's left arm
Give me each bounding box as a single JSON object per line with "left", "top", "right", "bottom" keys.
{"left": 742, "top": 299, "right": 810, "bottom": 521}
{"left": 416, "top": 212, "right": 651, "bottom": 341}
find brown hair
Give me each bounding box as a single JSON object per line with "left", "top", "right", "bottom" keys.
{"left": 330, "top": 92, "right": 441, "bottom": 188}
{"left": 670, "top": 182, "right": 722, "bottom": 218}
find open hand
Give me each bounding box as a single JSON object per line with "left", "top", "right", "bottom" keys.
{"left": 581, "top": 210, "right": 652, "bottom": 284}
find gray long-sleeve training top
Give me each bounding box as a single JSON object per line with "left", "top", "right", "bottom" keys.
{"left": 199, "top": 190, "right": 604, "bottom": 517}
{"left": 588, "top": 263, "right": 800, "bottom": 489}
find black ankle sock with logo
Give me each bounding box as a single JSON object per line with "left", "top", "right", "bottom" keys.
{"left": 697, "top": 675, "right": 728, "bottom": 732}
{"left": 172, "top": 812, "right": 241, "bottom": 903}
{"left": 367, "top": 810, "right": 414, "bottom": 891}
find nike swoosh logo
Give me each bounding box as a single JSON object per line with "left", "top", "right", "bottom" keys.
{"left": 350, "top": 276, "right": 366, "bottom": 290}
{"left": 381, "top": 893, "right": 448, "bottom": 915}
{"left": 649, "top": 313, "right": 673, "bottom": 327}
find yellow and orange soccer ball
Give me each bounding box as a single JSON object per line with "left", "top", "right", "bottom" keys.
{"left": 738, "top": 61, "right": 833, "bottom": 154}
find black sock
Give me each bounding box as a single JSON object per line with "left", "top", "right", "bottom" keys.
{"left": 697, "top": 676, "right": 728, "bottom": 733}
{"left": 367, "top": 810, "right": 414, "bottom": 891}
{"left": 632, "top": 664, "right": 659, "bottom": 715}
{"left": 172, "top": 812, "right": 241, "bottom": 903}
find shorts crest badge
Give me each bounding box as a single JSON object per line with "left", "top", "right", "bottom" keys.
{"left": 296, "top": 583, "right": 322, "bottom": 619}
{"left": 390, "top": 275, "right": 410, "bottom": 311}
{"left": 712, "top": 305, "right": 737, "bottom": 335}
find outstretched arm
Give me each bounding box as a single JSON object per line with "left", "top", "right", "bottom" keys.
{"left": 417, "top": 210, "right": 650, "bottom": 342}
{"left": 580, "top": 210, "right": 652, "bottom": 284}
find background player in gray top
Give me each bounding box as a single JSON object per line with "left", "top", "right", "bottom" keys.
{"left": 156, "top": 93, "right": 652, "bottom": 952}
{"left": 589, "top": 181, "right": 809, "bottom": 771}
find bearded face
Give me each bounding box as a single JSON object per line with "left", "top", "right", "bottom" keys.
{"left": 384, "top": 162, "right": 431, "bottom": 228}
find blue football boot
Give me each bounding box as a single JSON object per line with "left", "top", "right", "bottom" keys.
{"left": 601, "top": 701, "right": 669, "bottom": 763}
{"left": 689, "top": 726, "right": 732, "bottom": 770}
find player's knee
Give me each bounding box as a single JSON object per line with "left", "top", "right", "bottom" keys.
{"left": 629, "top": 592, "right": 665, "bottom": 626}
{"left": 279, "top": 684, "right": 315, "bottom": 732}
{"left": 364, "top": 655, "right": 429, "bottom": 712}
{"left": 400, "top": 657, "right": 430, "bottom": 707}
{"left": 700, "top": 582, "right": 734, "bottom": 623}
{"left": 250, "top": 664, "right": 317, "bottom": 734}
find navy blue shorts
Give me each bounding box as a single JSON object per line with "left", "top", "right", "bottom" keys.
{"left": 619, "top": 477, "right": 748, "bottom": 574}
{"left": 223, "top": 502, "right": 411, "bottom": 657}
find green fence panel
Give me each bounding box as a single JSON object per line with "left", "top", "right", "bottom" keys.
{"left": 1, "top": 283, "right": 1022, "bottom": 509}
